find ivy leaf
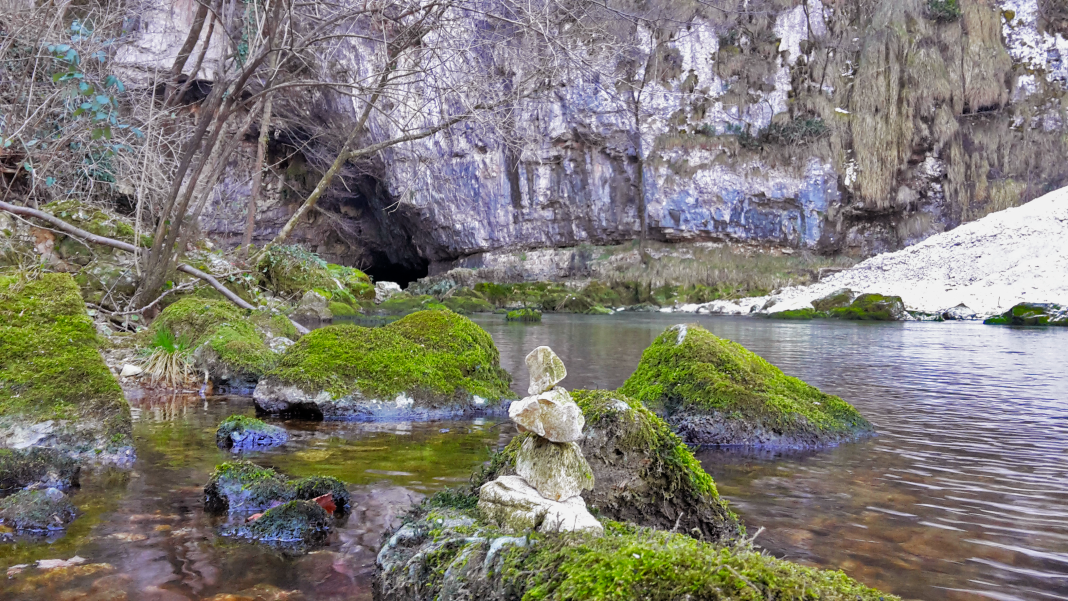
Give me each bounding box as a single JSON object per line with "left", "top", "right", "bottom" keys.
{"left": 91, "top": 128, "right": 103, "bottom": 140}
{"left": 45, "top": 177, "right": 56, "bottom": 187}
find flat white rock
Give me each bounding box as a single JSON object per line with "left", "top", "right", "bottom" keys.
{"left": 525, "top": 346, "right": 567, "bottom": 395}
{"left": 508, "top": 387, "right": 584, "bottom": 443}
{"left": 119, "top": 364, "right": 143, "bottom": 378}
{"left": 478, "top": 475, "right": 602, "bottom": 535}
{"left": 514, "top": 434, "right": 593, "bottom": 501}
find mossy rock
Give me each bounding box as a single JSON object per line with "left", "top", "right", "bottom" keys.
{"left": 810, "top": 288, "right": 855, "bottom": 312}
{"left": 441, "top": 295, "right": 494, "bottom": 315}
{"left": 479, "top": 390, "right": 742, "bottom": 543}
{"left": 0, "top": 448, "right": 80, "bottom": 491}
{"left": 0, "top": 488, "right": 77, "bottom": 532}
{"left": 328, "top": 301, "right": 358, "bottom": 318}
{"left": 223, "top": 499, "right": 330, "bottom": 549}
{"left": 253, "top": 310, "right": 514, "bottom": 420}
{"left": 376, "top": 506, "right": 897, "bottom": 601}
{"left": 984, "top": 303, "right": 1068, "bottom": 326}
{"left": 255, "top": 245, "right": 336, "bottom": 299}
{"left": 42, "top": 199, "right": 150, "bottom": 249}
{"left": 766, "top": 308, "right": 821, "bottom": 320}
{"left": 203, "top": 460, "right": 351, "bottom": 514}
{"left": 215, "top": 415, "right": 288, "bottom": 451}
{"left": 0, "top": 273, "right": 132, "bottom": 455}
{"left": 505, "top": 308, "right": 542, "bottom": 322}
{"left": 827, "top": 293, "right": 907, "bottom": 321}
{"left": 148, "top": 297, "right": 296, "bottom": 388}
{"left": 586, "top": 305, "right": 613, "bottom": 315}
{"left": 620, "top": 324, "right": 874, "bottom": 448}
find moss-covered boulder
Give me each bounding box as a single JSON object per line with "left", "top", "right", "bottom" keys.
{"left": 811, "top": 288, "right": 855, "bottom": 312}
{"left": 620, "top": 324, "right": 874, "bottom": 449}
{"left": 828, "top": 293, "right": 907, "bottom": 321}
{"left": 505, "top": 308, "right": 542, "bottom": 322}
{"left": 0, "top": 488, "right": 77, "bottom": 533}
{"left": 483, "top": 390, "right": 741, "bottom": 543}
{"left": 215, "top": 415, "right": 288, "bottom": 451}
{"left": 766, "top": 308, "right": 820, "bottom": 320}
{"left": 984, "top": 303, "right": 1068, "bottom": 326}
{"left": 0, "top": 448, "right": 80, "bottom": 491}
{"left": 0, "top": 273, "right": 132, "bottom": 457}
{"left": 375, "top": 498, "right": 897, "bottom": 601}
{"left": 148, "top": 297, "right": 297, "bottom": 389}
{"left": 255, "top": 244, "right": 374, "bottom": 304}
{"left": 203, "top": 460, "right": 351, "bottom": 514}
{"left": 222, "top": 499, "right": 330, "bottom": 549}
{"left": 253, "top": 310, "right": 514, "bottom": 420}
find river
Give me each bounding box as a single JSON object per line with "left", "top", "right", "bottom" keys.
{"left": 1, "top": 313, "right": 1065, "bottom": 601}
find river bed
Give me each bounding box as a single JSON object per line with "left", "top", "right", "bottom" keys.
{"left": 1, "top": 313, "right": 1065, "bottom": 601}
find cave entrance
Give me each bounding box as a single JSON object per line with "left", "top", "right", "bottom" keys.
{"left": 363, "top": 250, "right": 429, "bottom": 289}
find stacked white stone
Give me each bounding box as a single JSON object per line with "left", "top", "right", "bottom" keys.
{"left": 477, "top": 346, "right": 602, "bottom": 535}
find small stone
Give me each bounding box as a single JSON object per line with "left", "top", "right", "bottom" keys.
{"left": 508, "top": 387, "right": 584, "bottom": 443}
{"left": 514, "top": 435, "right": 593, "bottom": 501}
{"left": 478, "top": 476, "right": 602, "bottom": 535}
{"left": 119, "top": 364, "right": 143, "bottom": 378}
{"left": 525, "top": 346, "right": 566, "bottom": 395}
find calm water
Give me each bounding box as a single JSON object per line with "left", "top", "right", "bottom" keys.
{"left": 1, "top": 313, "right": 1065, "bottom": 601}
{"left": 476, "top": 314, "right": 1068, "bottom": 601}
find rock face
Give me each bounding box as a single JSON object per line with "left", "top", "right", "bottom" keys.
{"left": 477, "top": 476, "right": 602, "bottom": 534}
{"left": 253, "top": 310, "right": 514, "bottom": 420}
{"left": 621, "top": 324, "right": 875, "bottom": 448}
{"left": 524, "top": 346, "right": 566, "bottom": 394}
{"left": 513, "top": 436, "right": 592, "bottom": 502}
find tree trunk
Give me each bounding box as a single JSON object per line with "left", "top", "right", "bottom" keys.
{"left": 242, "top": 88, "right": 273, "bottom": 257}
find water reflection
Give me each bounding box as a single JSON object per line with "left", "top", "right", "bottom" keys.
{"left": 476, "top": 313, "right": 1068, "bottom": 601}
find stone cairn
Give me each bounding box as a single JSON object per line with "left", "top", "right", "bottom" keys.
{"left": 477, "top": 346, "right": 602, "bottom": 535}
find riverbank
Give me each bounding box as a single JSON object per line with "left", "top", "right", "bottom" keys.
{"left": 678, "top": 186, "right": 1068, "bottom": 319}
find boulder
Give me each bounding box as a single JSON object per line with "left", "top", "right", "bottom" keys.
{"left": 941, "top": 304, "right": 977, "bottom": 321}
{"left": 507, "top": 387, "right": 584, "bottom": 443}
{"left": 0, "top": 273, "right": 132, "bottom": 459}
{"left": 203, "top": 460, "right": 351, "bottom": 514}
{"left": 222, "top": 499, "right": 330, "bottom": 547}
{"left": 215, "top": 415, "right": 288, "bottom": 451}
{"left": 375, "top": 281, "right": 402, "bottom": 303}
{"left": 513, "top": 435, "right": 593, "bottom": 502}
{"left": 811, "top": 288, "right": 855, "bottom": 311}
{"left": 827, "top": 293, "right": 907, "bottom": 321}
{"left": 525, "top": 346, "right": 566, "bottom": 394}
{"left": 620, "top": 324, "right": 875, "bottom": 448}
{"left": 984, "top": 303, "right": 1068, "bottom": 326}
{"left": 292, "top": 290, "right": 331, "bottom": 321}
{"left": 0, "top": 448, "right": 80, "bottom": 492}
{"left": 253, "top": 310, "right": 513, "bottom": 420}
{"left": 477, "top": 475, "right": 602, "bottom": 534}
{"left": 0, "top": 487, "right": 77, "bottom": 532}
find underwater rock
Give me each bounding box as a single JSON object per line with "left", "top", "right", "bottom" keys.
{"left": 525, "top": 346, "right": 566, "bottom": 394}
{"left": 0, "top": 272, "right": 132, "bottom": 458}
{"left": 507, "top": 388, "right": 584, "bottom": 443}
{"left": 0, "top": 487, "right": 77, "bottom": 532}
{"left": 203, "top": 461, "right": 351, "bottom": 514}
{"left": 215, "top": 415, "right": 288, "bottom": 451}
{"left": 223, "top": 499, "right": 330, "bottom": 547}
{"left": 984, "top": 302, "right": 1068, "bottom": 326}
{"left": 0, "top": 447, "right": 80, "bottom": 491}
{"left": 621, "top": 324, "right": 875, "bottom": 448}
{"left": 513, "top": 435, "right": 593, "bottom": 502}
{"left": 477, "top": 475, "right": 602, "bottom": 535}
{"left": 253, "top": 310, "right": 513, "bottom": 420}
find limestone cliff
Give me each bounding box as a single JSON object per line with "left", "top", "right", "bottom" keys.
{"left": 120, "top": 0, "right": 1068, "bottom": 283}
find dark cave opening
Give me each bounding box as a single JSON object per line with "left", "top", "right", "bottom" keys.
{"left": 363, "top": 251, "right": 429, "bottom": 288}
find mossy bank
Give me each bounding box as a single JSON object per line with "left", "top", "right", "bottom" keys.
{"left": 620, "top": 324, "right": 874, "bottom": 448}
{"left": 0, "top": 273, "right": 132, "bottom": 459}
{"left": 253, "top": 310, "right": 514, "bottom": 420}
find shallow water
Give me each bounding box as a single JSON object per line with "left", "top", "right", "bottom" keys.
{"left": 1, "top": 313, "right": 1065, "bottom": 601}
{"left": 475, "top": 313, "right": 1068, "bottom": 601}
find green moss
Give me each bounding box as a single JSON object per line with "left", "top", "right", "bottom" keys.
{"left": 148, "top": 297, "right": 292, "bottom": 381}
{"left": 266, "top": 310, "right": 513, "bottom": 405}
{"left": 377, "top": 294, "right": 438, "bottom": 315}
{"left": 328, "top": 301, "right": 358, "bottom": 317}
{"left": 0, "top": 273, "right": 131, "bottom": 451}
{"left": 256, "top": 245, "right": 336, "bottom": 299}
{"left": 827, "top": 293, "right": 906, "bottom": 321}
{"left": 620, "top": 324, "right": 873, "bottom": 447}
{"left": 442, "top": 295, "right": 494, "bottom": 314}
{"left": 506, "top": 308, "right": 542, "bottom": 322}
{"left": 766, "top": 308, "right": 821, "bottom": 320}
